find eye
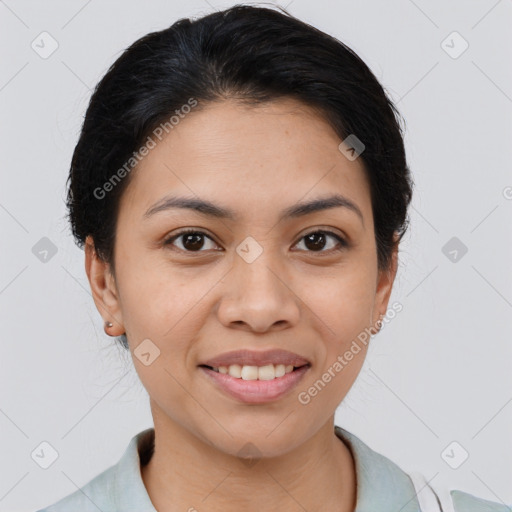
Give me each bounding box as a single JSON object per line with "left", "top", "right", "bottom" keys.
{"left": 293, "top": 230, "right": 348, "bottom": 253}
{"left": 163, "top": 229, "right": 220, "bottom": 253}
{"left": 163, "top": 228, "right": 348, "bottom": 254}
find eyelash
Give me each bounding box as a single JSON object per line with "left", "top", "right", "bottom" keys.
{"left": 163, "top": 228, "right": 348, "bottom": 255}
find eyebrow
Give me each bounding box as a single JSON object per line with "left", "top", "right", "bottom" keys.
{"left": 143, "top": 193, "right": 364, "bottom": 225}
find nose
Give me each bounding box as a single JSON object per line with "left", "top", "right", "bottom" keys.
{"left": 216, "top": 251, "right": 301, "bottom": 333}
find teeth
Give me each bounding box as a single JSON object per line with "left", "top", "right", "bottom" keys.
{"left": 228, "top": 364, "right": 242, "bottom": 378}
{"left": 256, "top": 364, "right": 274, "bottom": 381}
{"left": 275, "top": 364, "right": 286, "bottom": 378}
{"left": 212, "top": 363, "right": 299, "bottom": 380}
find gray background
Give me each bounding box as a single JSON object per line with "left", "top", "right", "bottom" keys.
{"left": 1, "top": 0, "right": 511, "bottom": 510}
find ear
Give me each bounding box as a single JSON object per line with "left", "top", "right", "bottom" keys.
{"left": 84, "top": 235, "right": 125, "bottom": 336}
{"left": 372, "top": 234, "right": 399, "bottom": 329}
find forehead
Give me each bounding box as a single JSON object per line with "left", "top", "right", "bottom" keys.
{"left": 119, "top": 98, "right": 371, "bottom": 223}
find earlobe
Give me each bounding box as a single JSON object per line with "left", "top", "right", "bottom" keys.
{"left": 84, "top": 235, "right": 125, "bottom": 336}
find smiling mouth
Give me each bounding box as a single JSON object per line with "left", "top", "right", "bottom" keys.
{"left": 199, "top": 363, "right": 310, "bottom": 381}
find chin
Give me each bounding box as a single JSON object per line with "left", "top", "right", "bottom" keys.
{"left": 198, "top": 422, "right": 307, "bottom": 460}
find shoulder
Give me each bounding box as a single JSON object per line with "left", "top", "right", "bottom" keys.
{"left": 450, "top": 489, "right": 511, "bottom": 512}
{"left": 409, "top": 471, "right": 510, "bottom": 511}
{"left": 34, "top": 428, "right": 156, "bottom": 512}
{"left": 335, "top": 426, "right": 510, "bottom": 512}
{"left": 34, "top": 463, "right": 117, "bottom": 512}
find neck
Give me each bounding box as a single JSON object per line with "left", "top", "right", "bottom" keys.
{"left": 141, "top": 406, "right": 357, "bottom": 512}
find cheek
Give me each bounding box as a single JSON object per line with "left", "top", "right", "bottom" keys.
{"left": 295, "top": 274, "right": 373, "bottom": 417}
{"left": 117, "top": 251, "right": 207, "bottom": 338}
{"left": 122, "top": 275, "right": 207, "bottom": 415}
{"left": 303, "top": 261, "right": 377, "bottom": 340}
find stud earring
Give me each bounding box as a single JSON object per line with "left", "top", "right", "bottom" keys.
{"left": 105, "top": 321, "right": 113, "bottom": 328}
{"left": 375, "top": 313, "right": 385, "bottom": 333}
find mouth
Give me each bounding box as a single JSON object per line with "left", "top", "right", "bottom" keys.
{"left": 199, "top": 362, "right": 311, "bottom": 404}
{"left": 199, "top": 362, "right": 310, "bottom": 381}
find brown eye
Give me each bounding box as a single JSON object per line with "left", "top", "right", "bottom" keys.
{"left": 163, "top": 228, "right": 347, "bottom": 255}
{"left": 294, "top": 230, "right": 347, "bottom": 253}
{"left": 164, "top": 230, "right": 219, "bottom": 252}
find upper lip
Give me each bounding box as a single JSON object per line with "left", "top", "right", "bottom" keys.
{"left": 200, "top": 349, "right": 311, "bottom": 368}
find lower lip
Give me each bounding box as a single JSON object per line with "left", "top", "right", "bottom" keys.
{"left": 200, "top": 365, "right": 310, "bottom": 404}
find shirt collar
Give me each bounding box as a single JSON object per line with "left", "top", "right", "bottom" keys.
{"left": 113, "top": 426, "right": 420, "bottom": 512}
{"left": 113, "top": 427, "right": 157, "bottom": 511}
{"left": 335, "top": 426, "right": 420, "bottom": 512}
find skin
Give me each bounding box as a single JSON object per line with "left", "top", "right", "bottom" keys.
{"left": 85, "top": 97, "right": 398, "bottom": 512}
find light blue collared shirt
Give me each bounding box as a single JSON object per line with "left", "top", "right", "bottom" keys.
{"left": 35, "top": 426, "right": 509, "bottom": 511}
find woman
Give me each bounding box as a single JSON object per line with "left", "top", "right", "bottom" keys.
{"left": 36, "top": 4, "right": 508, "bottom": 511}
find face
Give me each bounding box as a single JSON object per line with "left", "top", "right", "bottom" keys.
{"left": 85, "top": 97, "right": 397, "bottom": 458}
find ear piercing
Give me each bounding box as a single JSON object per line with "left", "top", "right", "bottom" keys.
{"left": 105, "top": 321, "right": 113, "bottom": 328}
{"left": 375, "top": 313, "right": 385, "bottom": 334}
